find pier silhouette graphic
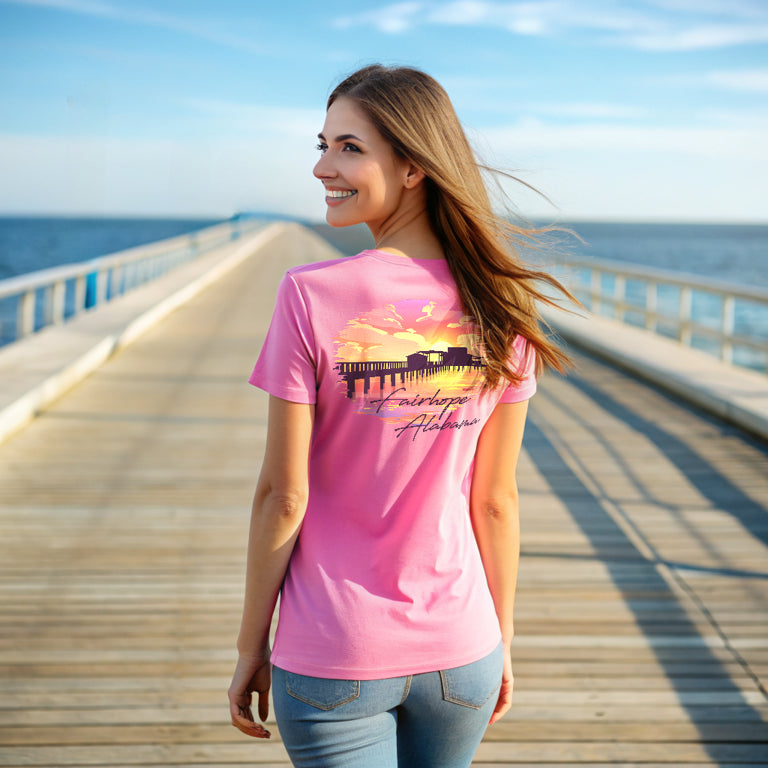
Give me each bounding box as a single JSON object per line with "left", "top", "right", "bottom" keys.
{"left": 337, "top": 345, "right": 484, "bottom": 398}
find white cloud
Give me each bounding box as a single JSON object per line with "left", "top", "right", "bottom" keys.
{"left": 698, "top": 106, "right": 768, "bottom": 125}
{"left": 706, "top": 69, "right": 768, "bottom": 93}
{"left": 649, "top": 0, "right": 768, "bottom": 20}
{"left": 331, "top": 0, "right": 768, "bottom": 50}
{"left": 425, "top": 0, "right": 493, "bottom": 25}
{"left": 332, "top": 2, "right": 424, "bottom": 34}
{"left": 428, "top": 0, "right": 659, "bottom": 35}
{"left": 621, "top": 23, "right": 768, "bottom": 50}
{"left": 653, "top": 68, "right": 768, "bottom": 93}
{"left": 333, "top": 0, "right": 658, "bottom": 37}
{"left": 6, "top": 0, "right": 108, "bottom": 12}
{"left": 481, "top": 118, "right": 765, "bottom": 158}
{"left": 521, "top": 102, "right": 648, "bottom": 120}
{"left": 435, "top": 0, "right": 554, "bottom": 36}
{"left": 4, "top": 0, "right": 265, "bottom": 53}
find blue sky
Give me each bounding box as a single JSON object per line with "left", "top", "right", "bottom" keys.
{"left": 1, "top": 0, "right": 767, "bottom": 222}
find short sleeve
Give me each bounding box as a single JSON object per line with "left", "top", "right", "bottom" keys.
{"left": 498, "top": 335, "right": 537, "bottom": 404}
{"left": 249, "top": 272, "right": 317, "bottom": 404}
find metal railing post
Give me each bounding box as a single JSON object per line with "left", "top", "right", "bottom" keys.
{"left": 95, "top": 268, "right": 109, "bottom": 307}
{"left": 52, "top": 281, "right": 66, "bottom": 324}
{"left": 591, "top": 269, "right": 602, "bottom": 315}
{"left": 721, "top": 295, "right": 735, "bottom": 364}
{"left": 74, "top": 275, "right": 86, "bottom": 314}
{"left": 17, "top": 290, "right": 35, "bottom": 339}
{"left": 645, "top": 282, "right": 657, "bottom": 331}
{"left": 679, "top": 286, "right": 692, "bottom": 346}
{"left": 614, "top": 275, "right": 626, "bottom": 322}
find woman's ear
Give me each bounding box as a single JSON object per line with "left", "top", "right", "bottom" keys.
{"left": 404, "top": 164, "right": 426, "bottom": 189}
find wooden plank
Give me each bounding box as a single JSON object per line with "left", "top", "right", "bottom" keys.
{"left": 4, "top": 721, "right": 768, "bottom": 745}
{"left": 0, "top": 741, "right": 766, "bottom": 765}
{"left": 0, "top": 225, "right": 767, "bottom": 766}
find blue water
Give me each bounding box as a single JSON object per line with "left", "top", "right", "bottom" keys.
{"left": 559, "top": 221, "right": 768, "bottom": 289}
{"left": 0, "top": 216, "right": 226, "bottom": 280}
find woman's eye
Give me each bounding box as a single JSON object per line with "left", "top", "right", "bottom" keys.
{"left": 315, "top": 141, "right": 360, "bottom": 153}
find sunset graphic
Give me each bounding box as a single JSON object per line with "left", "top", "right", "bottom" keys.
{"left": 334, "top": 299, "right": 477, "bottom": 363}
{"left": 333, "top": 299, "right": 486, "bottom": 428}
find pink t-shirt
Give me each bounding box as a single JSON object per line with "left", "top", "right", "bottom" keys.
{"left": 250, "top": 249, "right": 536, "bottom": 679}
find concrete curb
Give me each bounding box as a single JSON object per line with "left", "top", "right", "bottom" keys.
{"left": 0, "top": 222, "right": 287, "bottom": 445}
{"left": 541, "top": 305, "right": 768, "bottom": 443}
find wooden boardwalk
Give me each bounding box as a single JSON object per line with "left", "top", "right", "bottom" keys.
{"left": 1, "top": 226, "right": 767, "bottom": 767}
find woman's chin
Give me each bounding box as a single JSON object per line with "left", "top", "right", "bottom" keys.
{"left": 326, "top": 211, "right": 360, "bottom": 228}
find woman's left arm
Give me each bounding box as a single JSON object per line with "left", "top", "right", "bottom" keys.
{"left": 228, "top": 395, "right": 314, "bottom": 738}
{"left": 469, "top": 398, "right": 529, "bottom": 725}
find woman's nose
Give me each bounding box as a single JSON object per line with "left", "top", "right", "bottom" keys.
{"left": 313, "top": 152, "right": 336, "bottom": 180}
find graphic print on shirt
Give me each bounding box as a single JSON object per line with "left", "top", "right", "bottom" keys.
{"left": 333, "top": 299, "right": 485, "bottom": 439}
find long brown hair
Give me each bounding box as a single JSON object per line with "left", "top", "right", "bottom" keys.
{"left": 328, "top": 64, "right": 574, "bottom": 389}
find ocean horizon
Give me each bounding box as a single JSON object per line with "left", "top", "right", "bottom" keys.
{"left": 1, "top": 214, "right": 767, "bottom": 286}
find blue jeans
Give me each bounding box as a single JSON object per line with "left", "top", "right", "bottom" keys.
{"left": 272, "top": 643, "right": 503, "bottom": 768}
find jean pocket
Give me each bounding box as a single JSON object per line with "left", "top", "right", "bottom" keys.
{"left": 284, "top": 672, "right": 361, "bottom": 711}
{"left": 439, "top": 645, "right": 503, "bottom": 709}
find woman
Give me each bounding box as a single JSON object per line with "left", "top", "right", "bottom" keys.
{"left": 228, "top": 64, "right": 570, "bottom": 767}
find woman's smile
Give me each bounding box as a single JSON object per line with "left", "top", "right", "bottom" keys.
{"left": 325, "top": 188, "right": 358, "bottom": 205}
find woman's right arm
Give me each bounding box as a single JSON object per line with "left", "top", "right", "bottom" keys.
{"left": 228, "top": 394, "right": 314, "bottom": 737}
{"left": 469, "top": 399, "right": 530, "bottom": 724}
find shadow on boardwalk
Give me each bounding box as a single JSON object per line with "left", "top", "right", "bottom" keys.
{"left": 568, "top": 372, "right": 768, "bottom": 552}
{"left": 523, "top": 351, "right": 768, "bottom": 767}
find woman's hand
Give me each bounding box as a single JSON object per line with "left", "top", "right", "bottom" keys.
{"left": 228, "top": 651, "right": 272, "bottom": 738}
{"left": 489, "top": 648, "right": 514, "bottom": 724}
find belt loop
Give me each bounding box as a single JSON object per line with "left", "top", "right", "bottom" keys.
{"left": 398, "top": 675, "right": 413, "bottom": 706}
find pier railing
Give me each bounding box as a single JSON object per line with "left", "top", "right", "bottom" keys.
{"left": 548, "top": 255, "right": 768, "bottom": 374}
{"left": 0, "top": 218, "right": 261, "bottom": 346}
